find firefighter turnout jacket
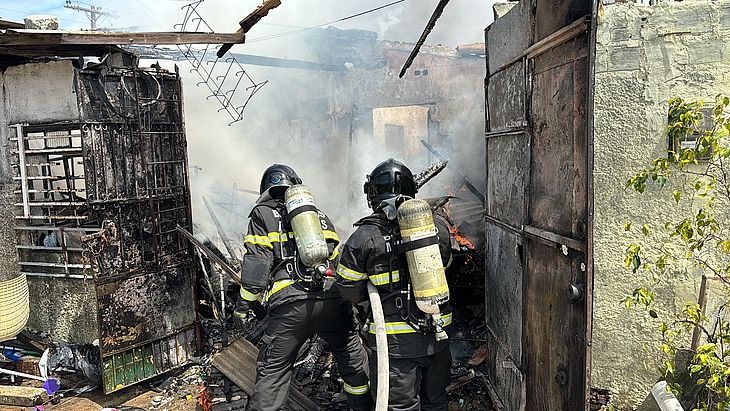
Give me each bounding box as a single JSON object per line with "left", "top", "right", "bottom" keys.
{"left": 336, "top": 210, "right": 453, "bottom": 358}
{"left": 239, "top": 197, "right": 371, "bottom": 411}
{"left": 238, "top": 197, "right": 341, "bottom": 308}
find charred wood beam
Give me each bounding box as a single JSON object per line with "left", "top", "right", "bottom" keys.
{"left": 498, "top": 15, "right": 590, "bottom": 72}
{"left": 230, "top": 52, "right": 344, "bottom": 71}
{"left": 522, "top": 224, "right": 585, "bottom": 253}
{"left": 0, "top": 45, "right": 123, "bottom": 61}
{"left": 130, "top": 46, "right": 345, "bottom": 72}
{"left": 217, "top": 0, "right": 282, "bottom": 58}
{"left": 420, "top": 140, "right": 485, "bottom": 205}
{"left": 177, "top": 226, "right": 241, "bottom": 284}
{"left": 414, "top": 160, "right": 448, "bottom": 189}
{"left": 0, "top": 19, "right": 25, "bottom": 29}
{"left": 0, "top": 29, "right": 245, "bottom": 45}
{"left": 202, "top": 196, "right": 239, "bottom": 260}
{"left": 398, "top": 0, "right": 450, "bottom": 78}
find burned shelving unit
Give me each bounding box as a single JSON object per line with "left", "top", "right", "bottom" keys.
{"left": 11, "top": 60, "right": 198, "bottom": 393}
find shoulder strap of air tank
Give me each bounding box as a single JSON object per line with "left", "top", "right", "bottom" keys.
{"left": 285, "top": 204, "right": 318, "bottom": 223}
{"left": 354, "top": 214, "right": 398, "bottom": 235}
{"left": 393, "top": 235, "right": 439, "bottom": 255}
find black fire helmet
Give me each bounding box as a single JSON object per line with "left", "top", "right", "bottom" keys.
{"left": 363, "top": 158, "right": 417, "bottom": 209}
{"left": 259, "top": 164, "right": 302, "bottom": 198}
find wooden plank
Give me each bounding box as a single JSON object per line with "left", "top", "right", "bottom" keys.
{"left": 486, "top": 131, "right": 529, "bottom": 229}
{"left": 217, "top": 0, "right": 282, "bottom": 57}
{"left": 487, "top": 61, "right": 526, "bottom": 131}
{"left": 524, "top": 31, "right": 590, "bottom": 411}
{"left": 525, "top": 241, "right": 586, "bottom": 411}
{"left": 0, "top": 30, "right": 245, "bottom": 45}
{"left": 212, "top": 338, "right": 320, "bottom": 411}
{"left": 0, "top": 385, "right": 48, "bottom": 407}
{"left": 523, "top": 224, "right": 586, "bottom": 253}
{"left": 499, "top": 16, "right": 590, "bottom": 72}
{"left": 176, "top": 226, "right": 241, "bottom": 284}
{"left": 0, "top": 19, "right": 25, "bottom": 29}
{"left": 484, "top": 224, "right": 524, "bottom": 411}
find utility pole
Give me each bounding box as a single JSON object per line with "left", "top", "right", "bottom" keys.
{"left": 63, "top": 0, "right": 118, "bottom": 30}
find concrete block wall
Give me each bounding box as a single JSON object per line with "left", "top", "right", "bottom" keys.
{"left": 591, "top": 1, "right": 730, "bottom": 408}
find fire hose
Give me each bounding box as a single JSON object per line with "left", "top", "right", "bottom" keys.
{"left": 367, "top": 281, "right": 389, "bottom": 411}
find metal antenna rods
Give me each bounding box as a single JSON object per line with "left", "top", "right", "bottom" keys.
{"left": 174, "top": 0, "right": 268, "bottom": 126}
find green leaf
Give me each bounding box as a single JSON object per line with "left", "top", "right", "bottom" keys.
{"left": 642, "top": 224, "right": 650, "bottom": 236}
{"left": 721, "top": 241, "right": 730, "bottom": 254}
{"left": 673, "top": 190, "right": 681, "bottom": 204}
{"left": 632, "top": 255, "right": 641, "bottom": 272}
{"left": 624, "top": 221, "right": 632, "bottom": 231}
{"left": 649, "top": 309, "right": 658, "bottom": 318}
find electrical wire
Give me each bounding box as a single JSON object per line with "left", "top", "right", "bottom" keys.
{"left": 0, "top": 6, "right": 92, "bottom": 26}
{"left": 245, "top": 0, "right": 408, "bottom": 44}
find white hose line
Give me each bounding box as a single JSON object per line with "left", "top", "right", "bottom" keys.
{"left": 367, "top": 281, "right": 389, "bottom": 411}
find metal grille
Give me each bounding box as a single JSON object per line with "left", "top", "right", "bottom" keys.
{"left": 74, "top": 65, "right": 197, "bottom": 393}
{"left": 12, "top": 124, "right": 98, "bottom": 280}
{"left": 102, "top": 328, "right": 195, "bottom": 393}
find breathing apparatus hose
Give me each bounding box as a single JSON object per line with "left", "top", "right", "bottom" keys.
{"left": 367, "top": 281, "right": 389, "bottom": 411}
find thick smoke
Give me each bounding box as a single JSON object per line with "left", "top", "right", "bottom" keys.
{"left": 139, "top": 0, "right": 493, "bottom": 251}
{"left": 122, "top": 0, "right": 497, "bottom": 47}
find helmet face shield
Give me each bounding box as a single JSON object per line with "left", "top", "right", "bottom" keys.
{"left": 367, "top": 171, "right": 416, "bottom": 199}
{"left": 268, "top": 172, "right": 285, "bottom": 186}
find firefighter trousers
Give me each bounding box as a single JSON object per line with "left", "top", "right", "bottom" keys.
{"left": 369, "top": 348, "right": 451, "bottom": 411}
{"left": 247, "top": 298, "right": 371, "bottom": 411}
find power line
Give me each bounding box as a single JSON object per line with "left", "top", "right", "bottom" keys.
{"left": 64, "top": 0, "right": 118, "bottom": 29}
{"left": 246, "top": 0, "right": 407, "bottom": 43}
{"left": 0, "top": 6, "right": 90, "bottom": 26}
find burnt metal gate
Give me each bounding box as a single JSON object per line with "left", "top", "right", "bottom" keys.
{"left": 484, "top": 1, "right": 597, "bottom": 410}
{"left": 74, "top": 65, "right": 197, "bottom": 393}
{"left": 12, "top": 61, "right": 197, "bottom": 393}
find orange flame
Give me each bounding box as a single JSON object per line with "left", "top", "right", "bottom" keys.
{"left": 444, "top": 191, "right": 476, "bottom": 250}
{"left": 449, "top": 225, "right": 476, "bottom": 250}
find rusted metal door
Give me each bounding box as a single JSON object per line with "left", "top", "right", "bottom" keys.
{"left": 484, "top": 1, "right": 596, "bottom": 409}
{"left": 74, "top": 64, "right": 197, "bottom": 393}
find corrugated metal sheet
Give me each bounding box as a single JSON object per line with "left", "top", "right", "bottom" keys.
{"left": 212, "top": 338, "right": 320, "bottom": 411}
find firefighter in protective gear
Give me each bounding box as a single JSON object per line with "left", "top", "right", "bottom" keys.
{"left": 336, "top": 158, "right": 453, "bottom": 411}
{"left": 234, "top": 164, "right": 372, "bottom": 411}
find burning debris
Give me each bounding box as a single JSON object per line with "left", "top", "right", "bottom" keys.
{"left": 414, "top": 160, "right": 449, "bottom": 189}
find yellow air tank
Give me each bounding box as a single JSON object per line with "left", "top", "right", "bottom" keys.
{"left": 397, "top": 198, "right": 450, "bottom": 340}
{"left": 285, "top": 185, "right": 330, "bottom": 268}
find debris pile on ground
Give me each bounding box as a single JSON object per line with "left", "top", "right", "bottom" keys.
{"left": 148, "top": 365, "right": 207, "bottom": 410}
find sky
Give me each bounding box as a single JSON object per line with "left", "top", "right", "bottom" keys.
{"left": 0, "top": 0, "right": 499, "bottom": 56}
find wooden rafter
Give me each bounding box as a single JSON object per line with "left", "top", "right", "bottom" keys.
{"left": 0, "top": 29, "right": 245, "bottom": 46}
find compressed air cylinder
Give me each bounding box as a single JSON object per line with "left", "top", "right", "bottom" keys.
{"left": 285, "top": 185, "right": 330, "bottom": 267}
{"left": 397, "top": 199, "right": 450, "bottom": 315}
